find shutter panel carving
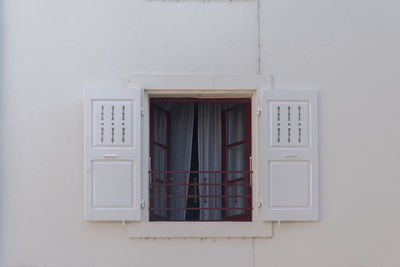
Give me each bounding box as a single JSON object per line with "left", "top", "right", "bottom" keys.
{"left": 85, "top": 88, "right": 142, "bottom": 221}
{"left": 261, "top": 90, "right": 318, "bottom": 221}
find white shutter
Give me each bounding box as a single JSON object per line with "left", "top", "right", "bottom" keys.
{"left": 261, "top": 90, "right": 318, "bottom": 221}
{"left": 84, "top": 88, "right": 142, "bottom": 221}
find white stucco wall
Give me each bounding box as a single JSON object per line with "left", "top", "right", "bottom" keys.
{"left": 1, "top": 0, "right": 400, "bottom": 266}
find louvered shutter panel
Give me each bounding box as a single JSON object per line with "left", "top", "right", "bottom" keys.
{"left": 84, "top": 88, "right": 142, "bottom": 221}
{"left": 261, "top": 90, "right": 319, "bottom": 221}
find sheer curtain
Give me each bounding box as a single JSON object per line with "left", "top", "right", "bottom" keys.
{"left": 198, "top": 103, "right": 222, "bottom": 220}
{"left": 168, "top": 103, "right": 194, "bottom": 220}
{"left": 153, "top": 103, "right": 194, "bottom": 220}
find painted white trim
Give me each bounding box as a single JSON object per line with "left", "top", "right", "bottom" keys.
{"left": 130, "top": 222, "right": 272, "bottom": 238}
{"left": 129, "top": 74, "right": 270, "bottom": 90}
{"left": 128, "top": 74, "right": 273, "bottom": 237}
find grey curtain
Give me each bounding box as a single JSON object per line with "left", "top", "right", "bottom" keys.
{"left": 198, "top": 103, "right": 222, "bottom": 220}
{"left": 153, "top": 103, "right": 194, "bottom": 220}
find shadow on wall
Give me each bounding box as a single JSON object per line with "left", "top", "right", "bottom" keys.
{"left": 0, "top": 0, "right": 4, "bottom": 262}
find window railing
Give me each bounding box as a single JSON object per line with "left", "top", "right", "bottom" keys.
{"left": 149, "top": 170, "right": 252, "bottom": 221}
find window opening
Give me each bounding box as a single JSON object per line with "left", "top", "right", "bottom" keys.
{"left": 149, "top": 99, "right": 252, "bottom": 221}
{"left": 186, "top": 103, "right": 200, "bottom": 220}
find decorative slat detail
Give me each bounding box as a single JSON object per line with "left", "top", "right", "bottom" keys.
{"left": 93, "top": 101, "right": 133, "bottom": 147}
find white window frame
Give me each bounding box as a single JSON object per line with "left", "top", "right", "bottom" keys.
{"left": 128, "top": 74, "right": 273, "bottom": 238}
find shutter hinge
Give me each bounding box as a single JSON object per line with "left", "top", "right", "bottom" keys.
{"left": 257, "top": 199, "right": 262, "bottom": 207}
{"left": 140, "top": 199, "right": 145, "bottom": 209}
{"left": 249, "top": 156, "right": 253, "bottom": 187}
{"left": 257, "top": 106, "right": 262, "bottom": 116}
{"left": 140, "top": 108, "right": 145, "bottom": 117}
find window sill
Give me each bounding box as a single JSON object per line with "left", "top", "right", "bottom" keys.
{"left": 129, "top": 221, "right": 272, "bottom": 238}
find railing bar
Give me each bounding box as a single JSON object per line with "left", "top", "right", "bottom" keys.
{"left": 149, "top": 170, "right": 253, "bottom": 174}
{"left": 226, "top": 140, "right": 246, "bottom": 148}
{"left": 164, "top": 175, "right": 168, "bottom": 206}
{"left": 226, "top": 177, "right": 246, "bottom": 184}
{"left": 153, "top": 142, "right": 167, "bottom": 149}
{"left": 194, "top": 177, "right": 198, "bottom": 204}
{"left": 152, "top": 173, "right": 157, "bottom": 212}
{"left": 234, "top": 179, "right": 238, "bottom": 204}
{"left": 183, "top": 173, "right": 187, "bottom": 210}
{"left": 150, "top": 194, "right": 251, "bottom": 198}
{"left": 172, "top": 177, "right": 176, "bottom": 204}
{"left": 203, "top": 177, "right": 208, "bottom": 203}
{"left": 151, "top": 183, "right": 251, "bottom": 187}
{"left": 150, "top": 207, "right": 252, "bottom": 210}
{"left": 214, "top": 172, "right": 217, "bottom": 210}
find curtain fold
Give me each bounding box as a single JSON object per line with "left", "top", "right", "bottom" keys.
{"left": 168, "top": 103, "right": 194, "bottom": 220}
{"left": 198, "top": 103, "right": 222, "bottom": 220}
{"left": 153, "top": 103, "right": 194, "bottom": 220}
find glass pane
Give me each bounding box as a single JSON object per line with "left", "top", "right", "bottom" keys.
{"left": 152, "top": 145, "right": 167, "bottom": 217}
{"left": 226, "top": 107, "right": 245, "bottom": 144}
{"left": 226, "top": 143, "right": 247, "bottom": 217}
{"left": 153, "top": 145, "right": 167, "bottom": 182}
{"left": 226, "top": 144, "right": 245, "bottom": 181}
{"left": 153, "top": 108, "right": 167, "bottom": 145}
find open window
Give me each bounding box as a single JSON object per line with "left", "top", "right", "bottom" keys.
{"left": 84, "top": 75, "right": 318, "bottom": 237}
{"left": 149, "top": 98, "right": 252, "bottom": 221}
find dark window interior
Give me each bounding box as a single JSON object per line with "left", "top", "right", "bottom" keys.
{"left": 149, "top": 98, "right": 252, "bottom": 221}
{"left": 186, "top": 103, "right": 200, "bottom": 220}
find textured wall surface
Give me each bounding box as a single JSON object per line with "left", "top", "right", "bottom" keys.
{"left": 1, "top": 0, "right": 400, "bottom": 266}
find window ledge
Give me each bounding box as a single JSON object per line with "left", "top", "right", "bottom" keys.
{"left": 129, "top": 221, "right": 272, "bottom": 238}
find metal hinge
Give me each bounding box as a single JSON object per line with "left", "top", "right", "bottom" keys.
{"left": 250, "top": 156, "right": 253, "bottom": 187}
{"left": 140, "top": 108, "right": 145, "bottom": 116}
{"left": 257, "top": 199, "right": 262, "bottom": 207}
{"left": 140, "top": 199, "right": 145, "bottom": 208}
{"left": 257, "top": 106, "right": 262, "bottom": 116}
{"left": 148, "top": 157, "right": 152, "bottom": 186}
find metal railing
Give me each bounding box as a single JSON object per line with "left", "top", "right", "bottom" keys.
{"left": 149, "top": 170, "right": 252, "bottom": 220}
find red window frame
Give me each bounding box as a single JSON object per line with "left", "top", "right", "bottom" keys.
{"left": 221, "top": 103, "right": 252, "bottom": 221}
{"left": 149, "top": 105, "right": 171, "bottom": 221}
{"left": 149, "top": 98, "right": 252, "bottom": 221}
